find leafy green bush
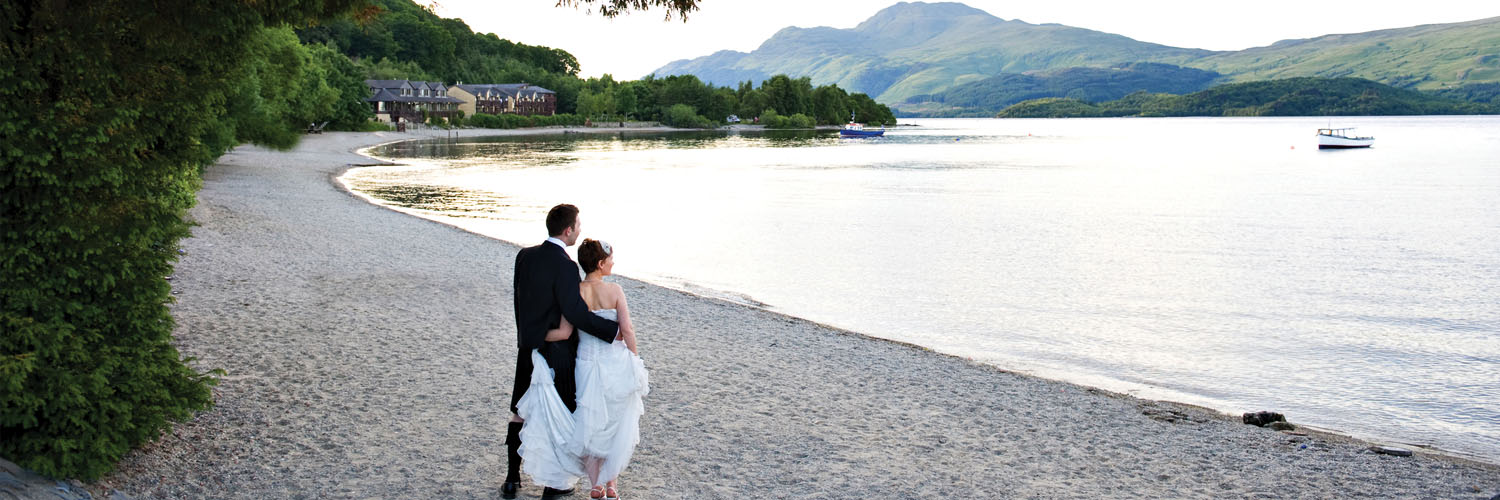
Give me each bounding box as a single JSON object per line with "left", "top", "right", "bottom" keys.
{"left": 467, "top": 112, "right": 585, "bottom": 129}
{"left": 761, "top": 109, "right": 816, "bottom": 129}
{"left": 760, "top": 108, "right": 789, "bottom": 128}
{"left": 0, "top": 0, "right": 361, "bottom": 481}
{"left": 660, "top": 104, "right": 714, "bottom": 128}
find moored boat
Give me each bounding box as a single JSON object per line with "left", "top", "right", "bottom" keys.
{"left": 1317, "top": 128, "right": 1373, "bottom": 149}
{"left": 840, "top": 113, "right": 885, "bottom": 137}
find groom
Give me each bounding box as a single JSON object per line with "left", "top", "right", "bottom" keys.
{"left": 504, "top": 203, "right": 620, "bottom": 498}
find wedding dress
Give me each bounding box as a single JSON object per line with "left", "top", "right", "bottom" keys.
{"left": 515, "top": 309, "right": 648, "bottom": 488}
{"left": 571, "top": 309, "right": 649, "bottom": 485}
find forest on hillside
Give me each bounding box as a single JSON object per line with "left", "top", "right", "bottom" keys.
{"left": 994, "top": 77, "right": 1499, "bottom": 118}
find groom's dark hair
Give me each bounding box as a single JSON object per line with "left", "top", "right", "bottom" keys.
{"left": 546, "top": 204, "right": 579, "bottom": 236}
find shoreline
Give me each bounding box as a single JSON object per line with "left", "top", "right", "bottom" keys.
{"left": 347, "top": 126, "right": 1496, "bottom": 467}
{"left": 83, "top": 128, "right": 1498, "bottom": 498}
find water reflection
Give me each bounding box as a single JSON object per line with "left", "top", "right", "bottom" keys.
{"left": 356, "top": 183, "right": 514, "bottom": 218}
{"left": 349, "top": 117, "right": 1500, "bottom": 462}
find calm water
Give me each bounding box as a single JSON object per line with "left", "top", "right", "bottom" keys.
{"left": 345, "top": 117, "right": 1500, "bottom": 461}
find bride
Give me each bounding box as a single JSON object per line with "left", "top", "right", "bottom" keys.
{"left": 515, "top": 239, "right": 648, "bottom": 500}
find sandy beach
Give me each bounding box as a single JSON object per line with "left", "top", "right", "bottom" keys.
{"left": 77, "top": 127, "right": 1500, "bottom": 499}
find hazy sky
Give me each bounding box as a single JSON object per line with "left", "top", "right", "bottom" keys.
{"left": 432, "top": 1, "right": 1499, "bottom": 79}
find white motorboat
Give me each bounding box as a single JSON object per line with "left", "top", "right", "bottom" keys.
{"left": 1317, "top": 128, "right": 1374, "bottom": 149}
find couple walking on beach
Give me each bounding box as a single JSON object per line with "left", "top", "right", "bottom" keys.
{"left": 503, "top": 204, "right": 649, "bottom": 500}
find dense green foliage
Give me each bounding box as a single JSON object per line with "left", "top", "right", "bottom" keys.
{"left": 1427, "top": 83, "right": 1500, "bottom": 105}
{"left": 297, "top": 0, "right": 588, "bottom": 113}
{"left": 900, "top": 63, "right": 1220, "bottom": 117}
{"left": 567, "top": 73, "right": 894, "bottom": 127}
{"left": 996, "top": 78, "right": 1499, "bottom": 118}
{"left": 1, "top": 0, "right": 361, "bottom": 481}
{"left": 467, "top": 112, "right": 587, "bottom": 129}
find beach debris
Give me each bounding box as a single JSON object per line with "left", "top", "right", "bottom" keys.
{"left": 1140, "top": 403, "right": 1207, "bottom": 424}
{"left": 1242, "top": 411, "right": 1285, "bottom": 427}
{"left": 1267, "top": 421, "right": 1297, "bottom": 431}
{"left": 1280, "top": 430, "right": 1307, "bottom": 436}
{"left": 1371, "top": 446, "right": 1413, "bottom": 457}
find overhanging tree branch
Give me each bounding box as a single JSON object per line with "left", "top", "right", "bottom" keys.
{"left": 554, "top": 0, "right": 700, "bottom": 21}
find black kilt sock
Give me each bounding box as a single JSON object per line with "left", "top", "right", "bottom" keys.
{"left": 505, "top": 421, "right": 523, "bottom": 482}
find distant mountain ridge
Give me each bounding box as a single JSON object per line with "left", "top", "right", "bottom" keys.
{"left": 651, "top": 2, "right": 1500, "bottom": 114}
{"left": 652, "top": 2, "right": 1211, "bottom": 104}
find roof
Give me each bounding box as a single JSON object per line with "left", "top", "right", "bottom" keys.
{"left": 454, "top": 83, "right": 556, "bottom": 99}
{"left": 366, "top": 88, "right": 399, "bottom": 102}
{"left": 365, "top": 79, "right": 463, "bottom": 104}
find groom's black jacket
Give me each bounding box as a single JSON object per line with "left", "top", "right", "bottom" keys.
{"left": 511, "top": 240, "right": 620, "bottom": 413}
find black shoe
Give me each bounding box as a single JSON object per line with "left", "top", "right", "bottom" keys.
{"left": 501, "top": 481, "right": 519, "bottom": 499}
{"left": 542, "top": 486, "right": 575, "bottom": 497}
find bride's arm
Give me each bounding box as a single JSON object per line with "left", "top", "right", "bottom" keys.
{"left": 615, "top": 286, "right": 638, "bottom": 354}
{"left": 544, "top": 316, "right": 573, "bottom": 342}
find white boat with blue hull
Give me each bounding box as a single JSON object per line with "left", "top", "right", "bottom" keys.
{"left": 1317, "top": 128, "right": 1374, "bottom": 149}
{"left": 839, "top": 112, "right": 885, "bottom": 137}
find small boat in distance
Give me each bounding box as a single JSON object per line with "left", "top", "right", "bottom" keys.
{"left": 840, "top": 112, "right": 885, "bottom": 137}
{"left": 1317, "top": 127, "right": 1374, "bottom": 149}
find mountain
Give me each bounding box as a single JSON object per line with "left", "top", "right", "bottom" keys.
{"left": 652, "top": 2, "right": 1500, "bottom": 112}
{"left": 651, "top": 2, "right": 1211, "bottom": 104}
{"left": 1193, "top": 16, "right": 1500, "bottom": 89}
{"left": 994, "top": 77, "right": 1498, "bottom": 118}
{"left": 901, "top": 62, "right": 1222, "bottom": 117}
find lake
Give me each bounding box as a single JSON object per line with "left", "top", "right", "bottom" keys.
{"left": 344, "top": 116, "right": 1500, "bottom": 461}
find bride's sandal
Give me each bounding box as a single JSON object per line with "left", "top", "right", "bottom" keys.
{"left": 589, "top": 485, "right": 606, "bottom": 499}
{"left": 604, "top": 485, "right": 619, "bottom": 500}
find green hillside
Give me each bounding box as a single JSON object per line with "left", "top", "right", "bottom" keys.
{"left": 653, "top": 2, "right": 1500, "bottom": 113}
{"left": 1189, "top": 17, "right": 1500, "bottom": 90}
{"left": 898, "top": 62, "right": 1221, "bottom": 116}
{"left": 995, "top": 77, "right": 1499, "bottom": 118}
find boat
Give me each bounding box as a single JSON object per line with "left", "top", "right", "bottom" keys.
{"left": 840, "top": 113, "right": 885, "bottom": 137}
{"left": 1316, "top": 127, "right": 1373, "bottom": 149}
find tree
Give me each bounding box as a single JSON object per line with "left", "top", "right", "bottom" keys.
{"left": 738, "top": 89, "right": 770, "bottom": 119}
{"left": 810, "top": 84, "right": 850, "bottom": 125}
{"left": 614, "top": 82, "right": 639, "bottom": 118}
{"left": 555, "top": 0, "right": 701, "bottom": 20}
{"left": 307, "top": 43, "right": 377, "bottom": 130}
{"left": 761, "top": 74, "right": 812, "bottom": 116}
{"left": 577, "top": 89, "right": 617, "bottom": 119}
{"left": 1, "top": 0, "right": 360, "bottom": 481}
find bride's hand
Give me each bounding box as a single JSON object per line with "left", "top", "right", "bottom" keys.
{"left": 544, "top": 317, "right": 573, "bottom": 342}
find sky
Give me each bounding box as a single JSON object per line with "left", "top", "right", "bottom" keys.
{"left": 431, "top": 1, "right": 1500, "bottom": 79}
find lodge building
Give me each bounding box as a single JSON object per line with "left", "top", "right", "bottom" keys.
{"left": 449, "top": 83, "right": 557, "bottom": 117}
{"left": 364, "top": 80, "right": 463, "bottom": 124}
{"left": 366, "top": 80, "right": 558, "bottom": 124}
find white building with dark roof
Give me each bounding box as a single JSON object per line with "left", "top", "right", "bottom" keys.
{"left": 365, "top": 79, "right": 464, "bottom": 124}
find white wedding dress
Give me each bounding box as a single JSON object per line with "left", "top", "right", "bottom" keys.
{"left": 515, "top": 309, "right": 649, "bottom": 489}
